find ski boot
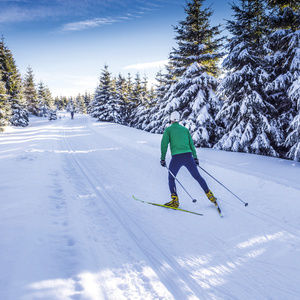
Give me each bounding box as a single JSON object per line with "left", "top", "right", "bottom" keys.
{"left": 206, "top": 190, "right": 217, "bottom": 204}
{"left": 164, "top": 193, "right": 179, "bottom": 208}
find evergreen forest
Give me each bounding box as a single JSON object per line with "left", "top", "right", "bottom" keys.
{"left": 0, "top": 0, "right": 299, "bottom": 161}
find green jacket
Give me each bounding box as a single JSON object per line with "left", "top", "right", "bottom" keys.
{"left": 161, "top": 122, "right": 197, "bottom": 160}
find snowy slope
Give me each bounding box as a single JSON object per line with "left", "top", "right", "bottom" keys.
{"left": 0, "top": 114, "right": 300, "bottom": 300}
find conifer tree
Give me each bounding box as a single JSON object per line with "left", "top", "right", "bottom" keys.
{"left": 123, "top": 73, "right": 135, "bottom": 125}
{"left": 285, "top": 96, "right": 300, "bottom": 161}
{"left": 132, "top": 73, "right": 143, "bottom": 104}
{"left": 141, "top": 75, "right": 150, "bottom": 104}
{"left": 105, "top": 77, "right": 119, "bottom": 122}
{"left": 215, "top": 0, "right": 278, "bottom": 156}
{"left": 23, "top": 66, "right": 38, "bottom": 116}
{"left": 54, "top": 96, "right": 61, "bottom": 110}
{"left": 156, "top": 68, "right": 173, "bottom": 102}
{"left": 90, "top": 65, "right": 114, "bottom": 121}
{"left": 149, "top": 86, "right": 156, "bottom": 104}
{"left": 125, "top": 73, "right": 134, "bottom": 104}
{"left": 148, "top": 0, "right": 223, "bottom": 145}
{"left": 165, "top": 62, "right": 221, "bottom": 147}
{"left": 265, "top": 0, "right": 300, "bottom": 156}
{"left": 37, "top": 82, "right": 50, "bottom": 117}
{"left": 0, "top": 71, "right": 11, "bottom": 130}
{"left": 130, "top": 73, "right": 147, "bottom": 127}
{"left": 170, "top": 0, "right": 223, "bottom": 79}
{"left": 83, "top": 92, "right": 92, "bottom": 114}
{"left": 144, "top": 65, "right": 176, "bottom": 133}
{"left": 115, "top": 74, "right": 128, "bottom": 124}
{"left": 75, "top": 93, "right": 87, "bottom": 114}
{"left": 54, "top": 96, "right": 68, "bottom": 111}
{"left": 135, "top": 85, "right": 157, "bottom": 130}
{"left": 0, "top": 37, "right": 28, "bottom": 127}
{"left": 44, "top": 86, "right": 54, "bottom": 109}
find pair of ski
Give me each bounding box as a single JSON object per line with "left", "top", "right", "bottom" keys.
{"left": 132, "top": 195, "right": 223, "bottom": 218}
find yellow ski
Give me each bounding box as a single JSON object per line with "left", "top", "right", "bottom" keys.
{"left": 132, "top": 195, "right": 203, "bottom": 216}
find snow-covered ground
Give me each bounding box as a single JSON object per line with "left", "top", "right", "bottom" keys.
{"left": 1, "top": 113, "right": 300, "bottom": 300}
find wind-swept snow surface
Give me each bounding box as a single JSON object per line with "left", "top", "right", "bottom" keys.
{"left": 0, "top": 114, "right": 300, "bottom": 300}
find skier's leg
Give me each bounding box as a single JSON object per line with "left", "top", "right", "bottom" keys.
{"left": 165, "top": 154, "right": 183, "bottom": 207}
{"left": 168, "top": 154, "right": 182, "bottom": 194}
{"left": 184, "top": 153, "right": 209, "bottom": 193}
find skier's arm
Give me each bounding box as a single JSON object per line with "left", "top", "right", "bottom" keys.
{"left": 161, "top": 129, "right": 170, "bottom": 160}
{"left": 188, "top": 131, "right": 197, "bottom": 158}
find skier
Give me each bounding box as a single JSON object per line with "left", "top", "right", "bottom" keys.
{"left": 160, "top": 111, "right": 217, "bottom": 208}
{"left": 70, "top": 104, "right": 75, "bottom": 120}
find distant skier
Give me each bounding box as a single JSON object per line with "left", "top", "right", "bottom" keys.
{"left": 69, "top": 104, "right": 75, "bottom": 120}
{"left": 160, "top": 111, "right": 217, "bottom": 208}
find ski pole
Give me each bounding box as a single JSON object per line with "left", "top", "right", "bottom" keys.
{"left": 197, "top": 165, "right": 248, "bottom": 207}
{"left": 166, "top": 166, "right": 198, "bottom": 203}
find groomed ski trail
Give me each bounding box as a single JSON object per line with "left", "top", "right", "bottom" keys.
{"left": 0, "top": 114, "right": 300, "bottom": 300}
{"left": 59, "top": 117, "right": 212, "bottom": 299}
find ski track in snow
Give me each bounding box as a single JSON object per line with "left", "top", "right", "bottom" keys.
{"left": 0, "top": 114, "right": 300, "bottom": 300}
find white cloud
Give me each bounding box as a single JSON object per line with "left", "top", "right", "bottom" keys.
{"left": 62, "top": 17, "right": 119, "bottom": 31}
{"left": 123, "top": 60, "right": 168, "bottom": 70}
{"left": 61, "top": 9, "right": 152, "bottom": 32}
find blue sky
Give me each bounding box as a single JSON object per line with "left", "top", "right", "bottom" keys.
{"left": 0, "top": 0, "right": 232, "bottom": 97}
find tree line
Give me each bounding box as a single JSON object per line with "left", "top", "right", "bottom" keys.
{"left": 90, "top": 0, "right": 300, "bottom": 161}
{"left": 0, "top": 37, "right": 153, "bottom": 128}
{"left": 0, "top": 37, "right": 60, "bottom": 126}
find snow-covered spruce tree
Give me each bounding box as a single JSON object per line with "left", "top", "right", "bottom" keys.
{"left": 110, "top": 77, "right": 124, "bottom": 124}
{"left": 0, "top": 71, "right": 11, "bottom": 130}
{"left": 62, "top": 96, "right": 68, "bottom": 110}
{"left": 285, "top": 83, "right": 300, "bottom": 161}
{"left": 265, "top": 0, "right": 300, "bottom": 156}
{"left": 138, "top": 77, "right": 159, "bottom": 130}
{"left": 143, "top": 0, "right": 224, "bottom": 135}
{"left": 0, "top": 38, "right": 28, "bottom": 127}
{"left": 130, "top": 74, "right": 156, "bottom": 128}
{"left": 23, "top": 66, "right": 38, "bottom": 116}
{"left": 90, "top": 65, "right": 116, "bottom": 122}
{"left": 129, "top": 73, "right": 145, "bottom": 127}
{"left": 169, "top": 0, "right": 223, "bottom": 79}
{"left": 44, "top": 86, "right": 54, "bottom": 109}
{"left": 114, "top": 74, "right": 129, "bottom": 125}
{"left": 121, "top": 72, "right": 135, "bottom": 125}
{"left": 75, "top": 94, "right": 87, "bottom": 114}
{"left": 100, "top": 75, "right": 119, "bottom": 122}
{"left": 141, "top": 76, "right": 151, "bottom": 104}
{"left": 48, "top": 109, "right": 57, "bottom": 121}
{"left": 83, "top": 92, "right": 92, "bottom": 114}
{"left": 154, "top": 0, "right": 223, "bottom": 145}
{"left": 90, "top": 86, "right": 101, "bottom": 119}
{"left": 144, "top": 66, "right": 176, "bottom": 133}
{"left": 135, "top": 86, "right": 157, "bottom": 130}
{"left": 37, "top": 82, "right": 51, "bottom": 117}
{"left": 54, "top": 96, "right": 67, "bottom": 111}
{"left": 9, "top": 82, "right": 28, "bottom": 127}
{"left": 133, "top": 76, "right": 156, "bottom": 131}
{"left": 165, "top": 62, "right": 221, "bottom": 147}
{"left": 215, "top": 0, "right": 279, "bottom": 156}
{"left": 54, "top": 96, "right": 61, "bottom": 110}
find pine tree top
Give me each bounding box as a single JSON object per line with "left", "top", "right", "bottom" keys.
{"left": 170, "top": 0, "right": 223, "bottom": 78}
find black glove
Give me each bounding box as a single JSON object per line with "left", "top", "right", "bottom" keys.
{"left": 160, "top": 160, "right": 166, "bottom": 167}
{"left": 194, "top": 158, "right": 199, "bottom": 166}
